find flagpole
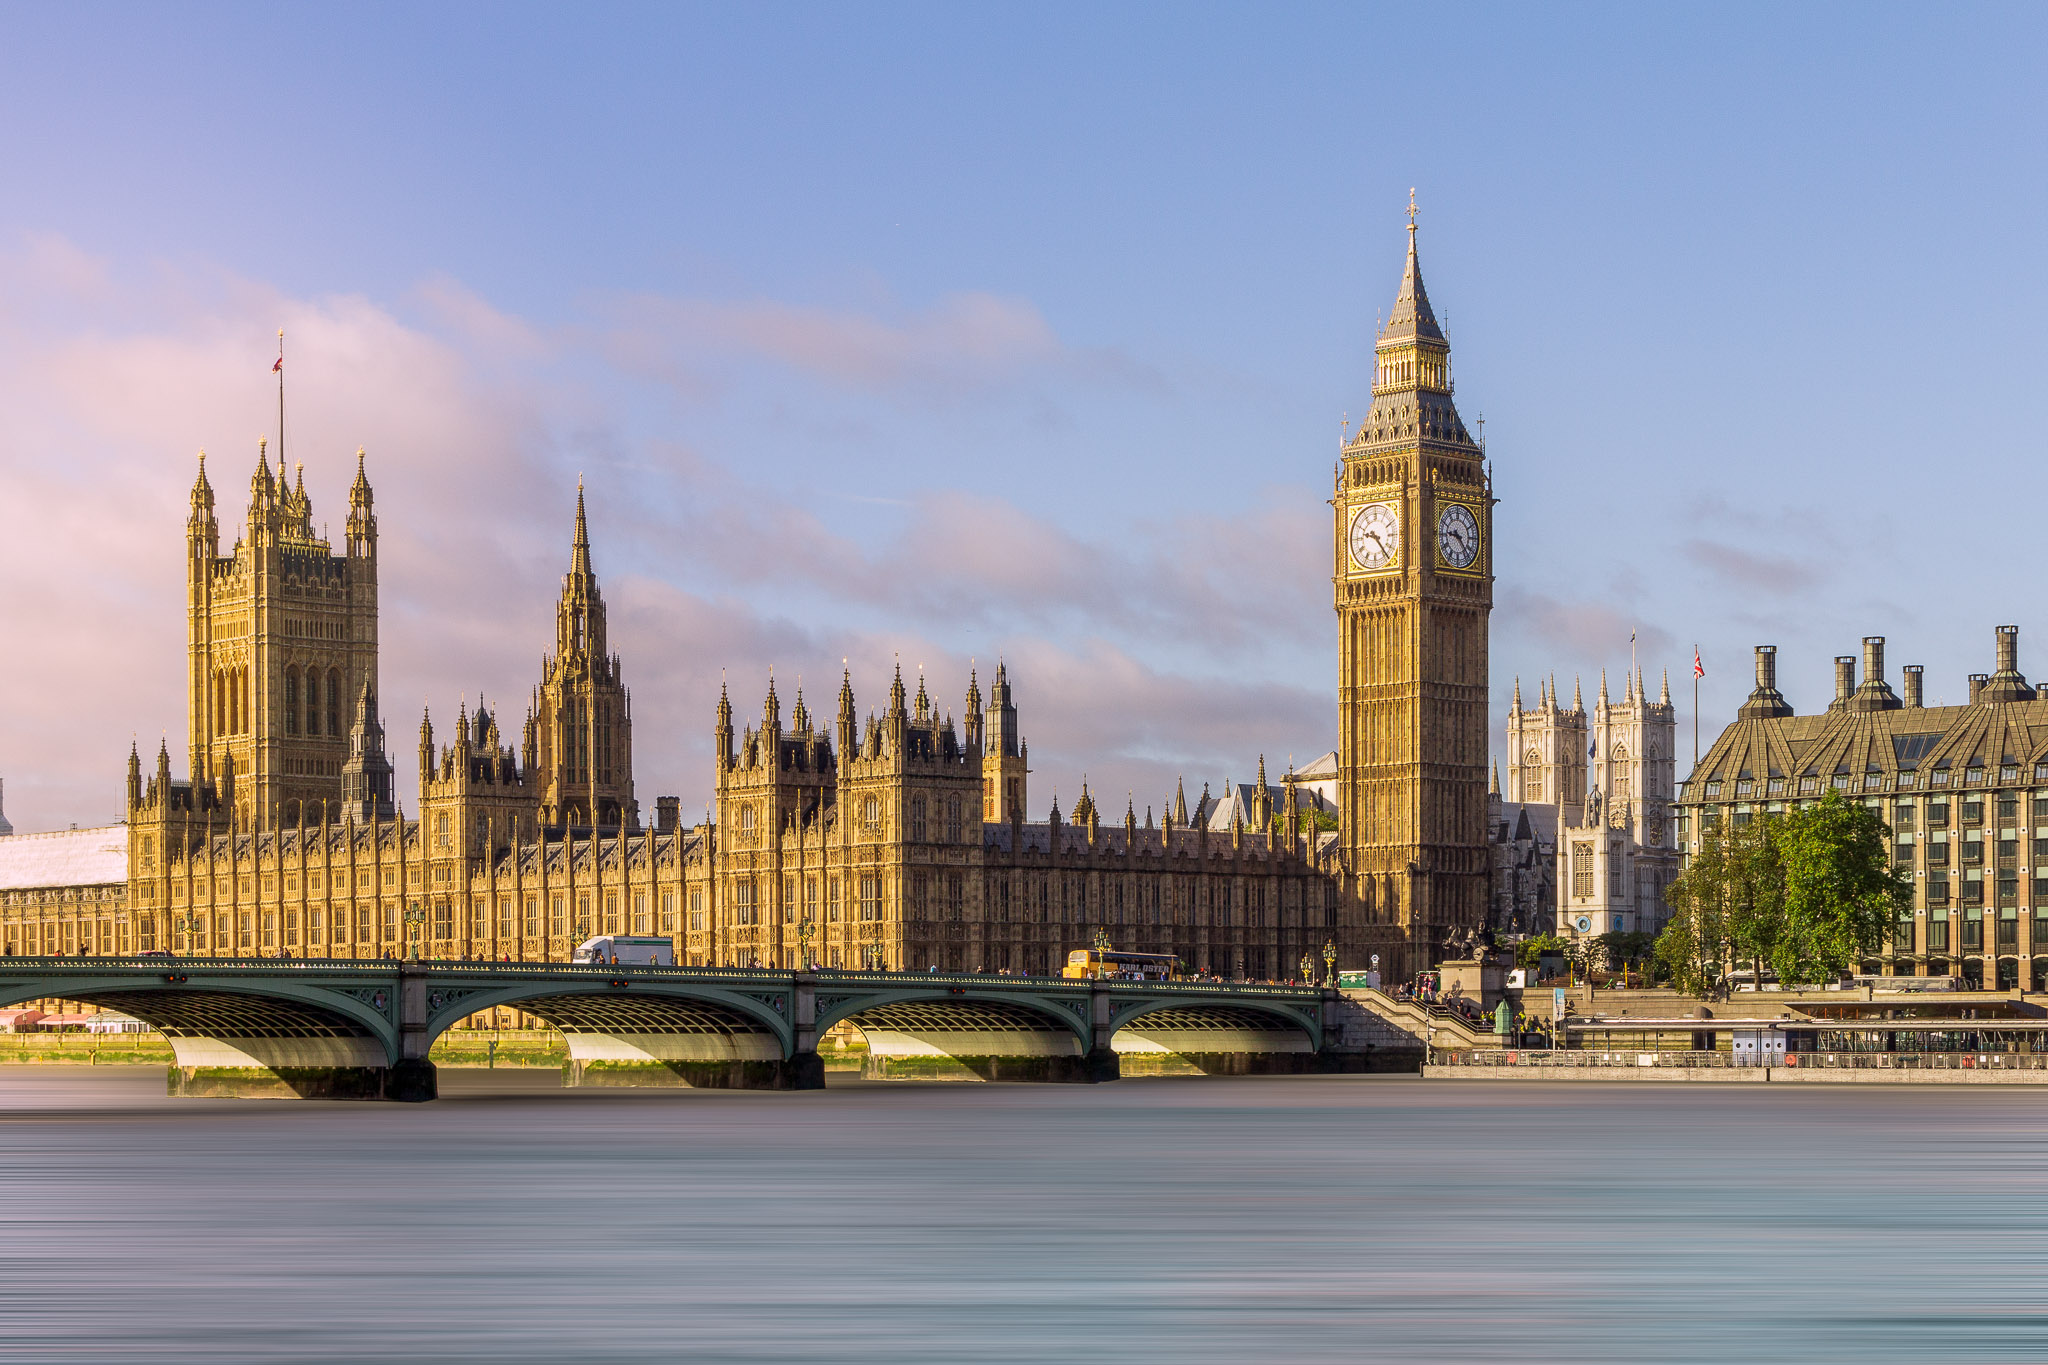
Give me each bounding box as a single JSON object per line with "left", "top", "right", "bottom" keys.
{"left": 1692, "top": 642, "right": 1700, "bottom": 768}
{"left": 276, "top": 330, "right": 285, "bottom": 465}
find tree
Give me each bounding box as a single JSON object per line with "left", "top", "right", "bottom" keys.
{"left": 1774, "top": 789, "right": 1909, "bottom": 985}
{"left": 1658, "top": 811, "right": 1784, "bottom": 996}
{"left": 1516, "top": 932, "right": 1567, "bottom": 970}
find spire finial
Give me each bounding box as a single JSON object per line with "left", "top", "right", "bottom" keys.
{"left": 1407, "top": 186, "right": 1418, "bottom": 239}
{"left": 570, "top": 479, "right": 591, "bottom": 574}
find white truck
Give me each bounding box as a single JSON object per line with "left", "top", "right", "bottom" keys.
{"left": 572, "top": 935, "right": 675, "bottom": 967}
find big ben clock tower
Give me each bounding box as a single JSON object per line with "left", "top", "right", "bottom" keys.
{"left": 1334, "top": 197, "right": 1493, "bottom": 979}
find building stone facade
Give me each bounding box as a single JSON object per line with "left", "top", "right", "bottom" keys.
{"left": 1504, "top": 668, "right": 1679, "bottom": 939}
{"left": 1678, "top": 630, "right": 2048, "bottom": 990}
{"left": 3, "top": 215, "right": 1497, "bottom": 986}
{"left": 1333, "top": 209, "right": 1493, "bottom": 978}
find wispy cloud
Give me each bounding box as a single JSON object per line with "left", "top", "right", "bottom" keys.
{"left": 0, "top": 235, "right": 1318, "bottom": 830}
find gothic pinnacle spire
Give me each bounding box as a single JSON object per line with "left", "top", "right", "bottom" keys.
{"left": 1660, "top": 668, "right": 1671, "bottom": 706}
{"left": 1572, "top": 675, "right": 1583, "bottom": 712}
{"left": 1380, "top": 190, "right": 1443, "bottom": 344}
{"left": 571, "top": 477, "right": 591, "bottom": 576}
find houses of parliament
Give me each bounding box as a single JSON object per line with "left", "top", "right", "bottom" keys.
{"left": 0, "top": 218, "right": 1495, "bottom": 983}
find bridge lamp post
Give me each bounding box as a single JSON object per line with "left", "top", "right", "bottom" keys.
{"left": 797, "top": 916, "right": 816, "bottom": 970}
{"left": 1299, "top": 953, "right": 1315, "bottom": 985}
{"left": 1322, "top": 939, "right": 1338, "bottom": 989}
{"left": 572, "top": 919, "right": 588, "bottom": 965}
{"left": 404, "top": 903, "right": 425, "bottom": 962}
{"left": 176, "top": 915, "right": 201, "bottom": 959}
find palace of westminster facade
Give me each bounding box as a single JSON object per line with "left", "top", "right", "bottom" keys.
{"left": 0, "top": 221, "right": 1501, "bottom": 982}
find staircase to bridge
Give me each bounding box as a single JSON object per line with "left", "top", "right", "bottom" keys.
{"left": 0, "top": 960, "right": 1372, "bottom": 1100}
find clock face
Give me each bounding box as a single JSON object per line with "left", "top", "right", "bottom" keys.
{"left": 1436, "top": 502, "right": 1480, "bottom": 569}
{"left": 1348, "top": 502, "right": 1400, "bottom": 571}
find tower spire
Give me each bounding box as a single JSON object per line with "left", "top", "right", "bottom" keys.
{"left": 571, "top": 475, "right": 592, "bottom": 577}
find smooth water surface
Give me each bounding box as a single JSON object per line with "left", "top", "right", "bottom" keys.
{"left": 3, "top": 1069, "right": 2045, "bottom": 1363}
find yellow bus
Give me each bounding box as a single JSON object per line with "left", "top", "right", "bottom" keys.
{"left": 1062, "top": 948, "right": 1183, "bottom": 981}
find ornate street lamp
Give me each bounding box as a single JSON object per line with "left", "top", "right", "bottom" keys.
{"left": 1299, "top": 952, "right": 1315, "bottom": 985}
{"left": 797, "top": 915, "right": 816, "bottom": 970}
{"left": 572, "top": 919, "right": 588, "bottom": 965}
{"left": 1322, "top": 938, "right": 1338, "bottom": 988}
{"left": 403, "top": 903, "right": 425, "bottom": 961}
{"left": 176, "top": 914, "right": 202, "bottom": 959}
{"left": 1092, "top": 926, "right": 1112, "bottom": 955}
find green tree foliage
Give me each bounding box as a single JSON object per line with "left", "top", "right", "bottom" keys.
{"left": 1515, "top": 932, "right": 1566, "bottom": 969}
{"left": 1774, "top": 789, "right": 1910, "bottom": 984}
{"left": 1657, "top": 810, "right": 1784, "bottom": 995}
{"left": 1656, "top": 791, "right": 1907, "bottom": 995}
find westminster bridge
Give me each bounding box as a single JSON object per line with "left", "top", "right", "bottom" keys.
{"left": 0, "top": 959, "right": 1365, "bottom": 1099}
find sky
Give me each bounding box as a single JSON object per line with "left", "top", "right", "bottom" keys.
{"left": 2, "top": 4, "right": 2046, "bottom": 832}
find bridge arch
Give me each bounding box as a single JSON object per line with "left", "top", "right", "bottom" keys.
{"left": 1106, "top": 996, "right": 1320, "bottom": 1071}
{"left": 816, "top": 987, "right": 1093, "bottom": 1081}
{"left": 422, "top": 978, "right": 796, "bottom": 1088}
{"left": 0, "top": 970, "right": 401, "bottom": 1090}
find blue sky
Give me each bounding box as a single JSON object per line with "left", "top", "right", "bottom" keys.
{"left": 3, "top": 4, "right": 2046, "bottom": 828}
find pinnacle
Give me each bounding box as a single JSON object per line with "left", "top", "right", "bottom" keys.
{"left": 1380, "top": 208, "right": 1444, "bottom": 345}
{"left": 570, "top": 482, "right": 592, "bottom": 576}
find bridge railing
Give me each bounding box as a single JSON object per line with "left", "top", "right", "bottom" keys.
{"left": 0, "top": 955, "right": 1324, "bottom": 998}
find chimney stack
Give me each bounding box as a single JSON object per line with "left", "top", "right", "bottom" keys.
{"left": 1831, "top": 656, "right": 1856, "bottom": 710}
{"left": 1850, "top": 636, "right": 1901, "bottom": 711}
{"left": 1980, "top": 625, "right": 2035, "bottom": 702}
{"left": 1738, "top": 645, "right": 1794, "bottom": 720}
{"left": 1903, "top": 665, "right": 1924, "bottom": 709}
{"left": 1970, "top": 674, "right": 1987, "bottom": 704}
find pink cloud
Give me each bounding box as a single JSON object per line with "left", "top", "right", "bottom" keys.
{"left": 0, "top": 236, "right": 1325, "bottom": 834}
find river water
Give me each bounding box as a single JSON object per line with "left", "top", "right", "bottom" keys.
{"left": 3, "top": 1069, "right": 2045, "bottom": 1363}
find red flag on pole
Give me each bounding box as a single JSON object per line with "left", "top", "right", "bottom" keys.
{"left": 273, "top": 356, "right": 283, "bottom": 372}
{"left": 1693, "top": 648, "right": 1705, "bottom": 679}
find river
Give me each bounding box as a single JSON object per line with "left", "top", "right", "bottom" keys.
{"left": 2, "top": 1069, "right": 2044, "bottom": 1362}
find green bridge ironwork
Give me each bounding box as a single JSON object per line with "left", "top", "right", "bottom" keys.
{"left": 0, "top": 959, "right": 1351, "bottom": 1100}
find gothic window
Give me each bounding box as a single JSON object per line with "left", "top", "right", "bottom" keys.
{"left": 739, "top": 804, "right": 757, "bottom": 841}
{"left": 284, "top": 669, "right": 299, "bottom": 735}
{"left": 910, "top": 796, "right": 927, "bottom": 842}
{"left": 863, "top": 796, "right": 881, "bottom": 829}
{"left": 660, "top": 891, "right": 675, "bottom": 933}
{"left": 910, "top": 872, "right": 927, "bottom": 922}
{"left": 827, "top": 878, "right": 841, "bottom": 923}
{"left": 948, "top": 872, "right": 964, "bottom": 921}
{"left": 859, "top": 876, "right": 882, "bottom": 921}
{"left": 633, "top": 893, "right": 649, "bottom": 935}
{"left": 736, "top": 879, "right": 757, "bottom": 926}
{"left": 947, "top": 799, "right": 962, "bottom": 843}
{"left": 689, "top": 889, "right": 704, "bottom": 932}
{"left": 604, "top": 893, "right": 619, "bottom": 933}
{"left": 525, "top": 897, "right": 540, "bottom": 937}
{"left": 497, "top": 899, "right": 515, "bottom": 938}
{"left": 1572, "top": 841, "right": 1594, "bottom": 900}
{"left": 326, "top": 668, "right": 342, "bottom": 737}
{"left": 782, "top": 877, "right": 795, "bottom": 923}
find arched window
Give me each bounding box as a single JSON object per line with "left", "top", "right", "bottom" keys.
{"left": 214, "top": 671, "right": 226, "bottom": 734}
{"left": 284, "top": 669, "right": 299, "bottom": 735}
{"left": 326, "top": 669, "right": 342, "bottom": 737}
{"left": 910, "top": 796, "right": 927, "bottom": 842}
{"left": 739, "top": 804, "right": 756, "bottom": 837}
{"left": 863, "top": 796, "right": 880, "bottom": 828}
